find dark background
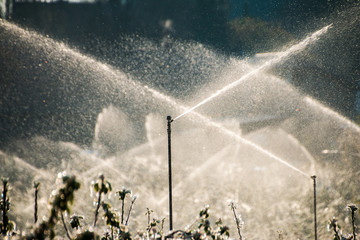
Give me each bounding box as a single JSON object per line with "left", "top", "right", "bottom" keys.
{"left": 6, "top": 0, "right": 353, "bottom": 51}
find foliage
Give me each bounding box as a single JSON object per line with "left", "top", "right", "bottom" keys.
{"left": 101, "top": 202, "right": 120, "bottom": 239}
{"left": 145, "top": 209, "right": 165, "bottom": 239}
{"left": 0, "top": 173, "right": 359, "bottom": 239}
{"left": 164, "top": 205, "right": 230, "bottom": 240}
{"left": 24, "top": 172, "right": 81, "bottom": 239}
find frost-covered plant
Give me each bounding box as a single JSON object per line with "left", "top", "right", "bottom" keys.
{"left": 146, "top": 217, "right": 165, "bottom": 239}
{"left": 125, "top": 195, "right": 137, "bottom": 226}
{"left": 92, "top": 200, "right": 132, "bottom": 240}
{"left": 328, "top": 204, "right": 359, "bottom": 240}
{"left": 26, "top": 172, "right": 81, "bottom": 240}
{"left": 146, "top": 208, "right": 154, "bottom": 228}
{"left": 33, "top": 182, "right": 40, "bottom": 224}
{"left": 167, "top": 206, "right": 229, "bottom": 240}
{"left": 215, "top": 218, "right": 230, "bottom": 239}
{"left": 118, "top": 225, "right": 132, "bottom": 240}
{"left": 145, "top": 208, "right": 155, "bottom": 236}
{"left": 327, "top": 217, "right": 353, "bottom": 240}
{"left": 229, "top": 201, "right": 243, "bottom": 240}
{"left": 102, "top": 203, "right": 119, "bottom": 228}
{"left": 70, "top": 215, "right": 84, "bottom": 230}
{"left": 143, "top": 208, "right": 165, "bottom": 239}
{"left": 93, "top": 174, "right": 112, "bottom": 227}
{"left": 117, "top": 187, "right": 131, "bottom": 224}
{"left": 328, "top": 217, "right": 342, "bottom": 240}
{"left": 102, "top": 202, "right": 120, "bottom": 239}
{"left": 158, "top": 217, "right": 166, "bottom": 237}
{"left": 147, "top": 218, "right": 159, "bottom": 238}
{"left": 198, "top": 206, "right": 212, "bottom": 237}
{"left": 102, "top": 232, "right": 111, "bottom": 240}
{"left": 197, "top": 206, "right": 229, "bottom": 240}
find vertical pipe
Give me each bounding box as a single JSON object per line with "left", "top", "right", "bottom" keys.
{"left": 34, "top": 183, "right": 39, "bottom": 224}
{"left": 2, "top": 179, "right": 8, "bottom": 235}
{"left": 311, "top": 175, "right": 317, "bottom": 240}
{"left": 167, "top": 116, "right": 173, "bottom": 231}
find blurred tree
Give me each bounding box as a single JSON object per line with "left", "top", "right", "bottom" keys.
{"left": 242, "top": 0, "right": 249, "bottom": 17}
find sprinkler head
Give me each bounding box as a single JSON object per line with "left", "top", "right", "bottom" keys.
{"left": 167, "top": 116, "right": 173, "bottom": 122}
{"left": 311, "top": 175, "right": 316, "bottom": 180}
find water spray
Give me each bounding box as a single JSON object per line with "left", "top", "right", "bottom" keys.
{"left": 1, "top": 21, "right": 328, "bottom": 180}
{"left": 167, "top": 116, "right": 174, "bottom": 231}
{"left": 173, "top": 24, "right": 332, "bottom": 121}
{"left": 148, "top": 88, "right": 311, "bottom": 180}
{"left": 311, "top": 175, "right": 318, "bottom": 240}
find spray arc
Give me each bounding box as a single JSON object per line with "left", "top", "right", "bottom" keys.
{"left": 173, "top": 24, "right": 332, "bottom": 122}
{"left": 165, "top": 25, "right": 333, "bottom": 238}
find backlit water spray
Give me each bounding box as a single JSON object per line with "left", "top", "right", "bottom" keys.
{"left": 173, "top": 24, "right": 332, "bottom": 121}
{"left": 0, "top": 20, "right": 332, "bottom": 179}
{"left": 193, "top": 112, "right": 311, "bottom": 178}
{"left": 1, "top": 20, "right": 357, "bottom": 239}
{"left": 164, "top": 24, "right": 332, "bottom": 235}
{"left": 304, "top": 96, "right": 360, "bottom": 133}
{"left": 144, "top": 86, "right": 311, "bottom": 178}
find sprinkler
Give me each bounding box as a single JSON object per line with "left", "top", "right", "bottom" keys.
{"left": 167, "top": 116, "right": 173, "bottom": 231}
{"left": 311, "top": 175, "right": 317, "bottom": 240}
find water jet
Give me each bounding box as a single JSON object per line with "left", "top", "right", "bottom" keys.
{"left": 173, "top": 24, "right": 332, "bottom": 121}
